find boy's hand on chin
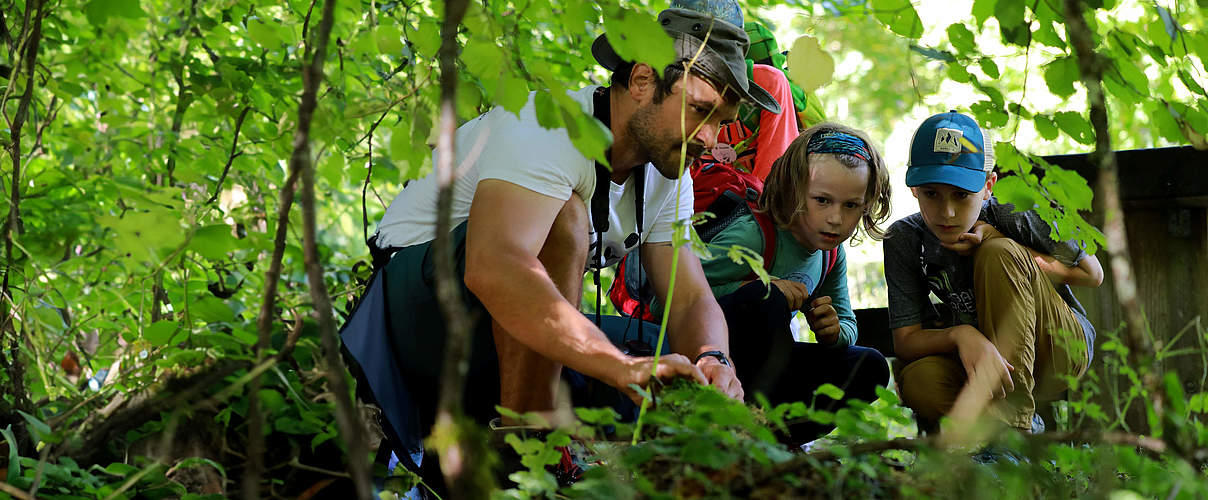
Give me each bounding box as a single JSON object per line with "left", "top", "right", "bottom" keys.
{"left": 941, "top": 221, "right": 1002, "bottom": 255}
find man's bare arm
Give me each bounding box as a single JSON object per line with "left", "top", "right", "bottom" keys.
{"left": 642, "top": 241, "right": 743, "bottom": 400}
{"left": 465, "top": 180, "right": 705, "bottom": 396}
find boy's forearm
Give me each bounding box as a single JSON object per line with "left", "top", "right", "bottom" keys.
{"left": 893, "top": 324, "right": 977, "bottom": 362}
{"left": 1026, "top": 247, "right": 1101, "bottom": 287}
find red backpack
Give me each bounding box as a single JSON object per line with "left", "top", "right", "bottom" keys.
{"left": 607, "top": 159, "right": 839, "bottom": 321}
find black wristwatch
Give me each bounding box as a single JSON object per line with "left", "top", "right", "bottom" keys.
{"left": 694, "top": 350, "right": 731, "bottom": 367}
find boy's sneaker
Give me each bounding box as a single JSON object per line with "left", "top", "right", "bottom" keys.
{"left": 1030, "top": 413, "right": 1045, "bottom": 434}
{"left": 971, "top": 444, "right": 1028, "bottom": 466}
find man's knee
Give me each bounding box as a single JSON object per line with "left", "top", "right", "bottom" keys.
{"left": 898, "top": 355, "right": 964, "bottom": 422}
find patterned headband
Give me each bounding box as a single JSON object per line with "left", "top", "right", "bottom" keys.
{"left": 806, "top": 130, "right": 871, "bottom": 162}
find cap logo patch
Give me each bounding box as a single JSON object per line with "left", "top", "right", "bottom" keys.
{"left": 933, "top": 128, "right": 963, "bottom": 154}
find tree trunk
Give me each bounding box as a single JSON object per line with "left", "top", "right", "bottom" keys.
{"left": 1061, "top": 0, "right": 1162, "bottom": 432}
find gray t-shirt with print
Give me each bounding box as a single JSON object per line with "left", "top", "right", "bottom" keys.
{"left": 883, "top": 197, "right": 1095, "bottom": 361}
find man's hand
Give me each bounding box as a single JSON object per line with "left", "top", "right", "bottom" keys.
{"left": 770, "top": 279, "right": 809, "bottom": 311}
{"left": 941, "top": 221, "right": 1003, "bottom": 256}
{"left": 805, "top": 296, "right": 841, "bottom": 346}
{"left": 696, "top": 355, "right": 744, "bottom": 400}
{"left": 614, "top": 354, "right": 708, "bottom": 404}
{"left": 951, "top": 325, "right": 1015, "bottom": 399}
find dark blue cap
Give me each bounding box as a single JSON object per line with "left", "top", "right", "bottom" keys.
{"left": 906, "top": 111, "right": 994, "bottom": 192}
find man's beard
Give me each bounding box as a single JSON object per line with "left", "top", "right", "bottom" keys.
{"left": 626, "top": 103, "right": 704, "bottom": 180}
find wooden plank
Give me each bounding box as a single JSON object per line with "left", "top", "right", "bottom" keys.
{"left": 1042, "top": 146, "right": 1208, "bottom": 202}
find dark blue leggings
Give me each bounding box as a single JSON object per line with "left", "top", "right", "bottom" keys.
{"left": 718, "top": 281, "right": 890, "bottom": 444}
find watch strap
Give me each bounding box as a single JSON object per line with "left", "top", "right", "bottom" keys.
{"left": 694, "top": 350, "right": 731, "bottom": 367}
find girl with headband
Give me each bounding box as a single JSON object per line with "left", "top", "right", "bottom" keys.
{"left": 698, "top": 123, "right": 893, "bottom": 447}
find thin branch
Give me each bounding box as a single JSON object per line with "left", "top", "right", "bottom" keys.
{"left": 1062, "top": 0, "right": 1162, "bottom": 432}
{"left": 55, "top": 360, "right": 247, "bottom": 465}
{"left": 208, "top": 102, "right": 254, "bottom": 205}
{"left": 291, "top": 0, "right": 372, "bottom": 497}
{"left": 1, "top": 0, "right": 44, "bottom": 457}
{"left": 163, "top": 64, "right": 191, "bottom": 186}
{"left": 0, "top": 482, "right": 34, "bottom": 500}
{"left": 430, "top": 0, "right": 485, "bottom": 497}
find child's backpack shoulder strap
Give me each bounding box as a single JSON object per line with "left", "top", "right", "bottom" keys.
{"left": 746, "top": 207, "right": 777, "bottom": 280}
{"left": 819, "top": 247, "right": 839, "bottom": 286}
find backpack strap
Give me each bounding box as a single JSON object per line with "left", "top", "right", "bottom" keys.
{"left": 808, "top": 247, "right": 840, "bottom": 303}
{"left": 590, "top": 87, "right": 611, "bottom": 327}
{"left": 744, "top": 207, "right": 777, "bottom": 281}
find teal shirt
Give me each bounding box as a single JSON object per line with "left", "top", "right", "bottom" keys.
{"left": 699, "top": 214, "right": 858, "bottom": 348}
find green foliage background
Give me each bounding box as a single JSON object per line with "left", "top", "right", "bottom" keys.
{"left": 0, "top": 0, "right": 1206, "bottom": 497}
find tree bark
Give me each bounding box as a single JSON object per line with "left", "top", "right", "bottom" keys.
{"left": 1061, "top": 0, "right": 1163, "bottom": 433}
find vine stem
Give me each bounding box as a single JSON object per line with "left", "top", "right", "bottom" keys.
{"left": 632, "top": 24, "right": 715, "bottom": 444}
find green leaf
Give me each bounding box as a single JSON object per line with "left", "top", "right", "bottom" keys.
{"left": 1043, "top": 56, "right": 1079, "bottom": 98}
{"left": 1054, "top": 111, "right": 1095, "bottom": 145}
{"left": 375, "top": 24, "right": 404, "bottom": 55}
{"left": 561, "top": 1, "right": 596, "bottom": 30}
{"left": 680, "top": 438, "right": 736, "bottom": 468}
{"left": 1111, "top": 58, "right": 1150, "bottom": 97}
{"left": 947, "top": 24, "right": 976, "bottom": 53}
{"left": 947, "top": 63, "right": 971, "bottom": 83}
{"left": 2, "top": 426, "right": 19, "bottom": 481}
{"left": 1041, "top": 164, "right": 1094, "bottom": 210}
{"left": 1034, "top": 114, "right": 1059, "bottom": 140}
{"left": 991, "top": 175, "right": 1042, "bottom": 211}
{"left": 869, "top": 0, "right": 924, "bottom": 39}
{"left": 103, "top": 462, "right": 139, "bottom": 476}
{"left": 1033, "top": 21, "right": 1064, "bottom": 48}
{"left": 84, "top": 0, "right": 146, "bottom": 26}
{"left": 257, "top": 389, "right": 287, "bottom": 414}
{"left": 993, "top": 0, "right": 1025, "bottom": 30}
{"left": 971, "top": 101, "right": 1008, "bottom": 128}
{"left": 191, "top": 225, "right": 238, "bottom": 261}
{"left": 786, "top": 36, "right": 835, "bottom": 93}
{"left": 972, "top": 0, "right": 998, "bottom": 26}
{"left": 600, "top": 6, "right": 675, "bottom": 74}
{"left": 17, "top": 411, "right": 52, "bottom": 444}
{"left": 247, "top": 19, "right": 284, "bottom": 49}
{"left": 456, "top": 80, "right": 483, "bottom": 120}
{"left": 1178, "top": 69, "right": 1206, "bottom": 97}
{"left": 813, "top": 383, "right": 845, "bottom": 401}
{"left": 144, "top": 320, "right": 181, "bottom": 346}
{"left": 410, "top": 19, "right": 442, "bottom": 59}
{"left": 319, "top": 150, "right": 345, "bottom": 187}
{"left": 495, "top": 74, "right": 530, "bottom": 114}
{"left": 191, "top": 296, "right": 236, "bottom": 324}
{"left": 462, "top": 37, "right": 506, "bottom": 79}
{"left": 978, "top": 58, "right": 1000, "bottom": 78}
{"left": 533, "top": 90, "right": 563, "bottom": 129}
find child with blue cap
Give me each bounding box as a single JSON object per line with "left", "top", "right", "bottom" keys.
{"left": 883, "top": 111, "right": 1104, "bottom": 434}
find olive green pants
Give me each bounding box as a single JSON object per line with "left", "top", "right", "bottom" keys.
{"left": 898, "top": 238, "right": 1089, "bottom": 431}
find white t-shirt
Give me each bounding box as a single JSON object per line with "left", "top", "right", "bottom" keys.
{"left": 374, "top": 86, "right": 694, "bottom": 271}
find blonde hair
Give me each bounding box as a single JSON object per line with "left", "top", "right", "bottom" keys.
{"left": 757, "top": 123, "right": 892, "bottom": 243}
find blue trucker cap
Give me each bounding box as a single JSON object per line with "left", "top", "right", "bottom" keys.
{"left": 905, "top": 111, "right": 995, "bottom": 192}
